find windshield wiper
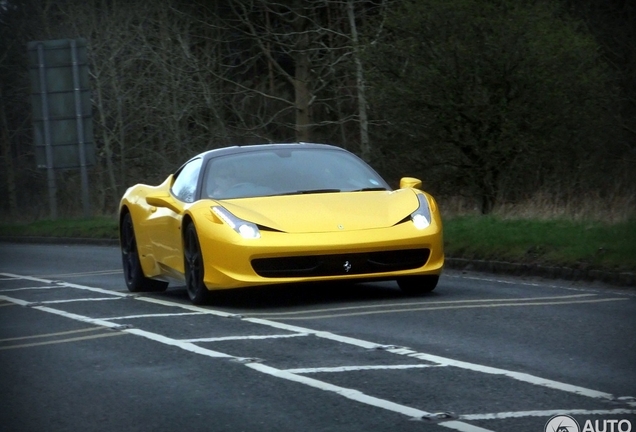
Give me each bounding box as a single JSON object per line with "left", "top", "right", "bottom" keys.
{"left": 350, "top": 187, "right": 388, "bottom": 192}
{"left": 279, "top": 189, "right": 341, "bottom": 196}
{"left": 299, "top": 188, "right": 341, "bottom": 194}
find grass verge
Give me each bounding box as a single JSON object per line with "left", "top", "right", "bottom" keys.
{"left": 0, "top": 217, "right": 119, "bottom": 240}
{"left": 1, "top": 216, "right": 634, "bottom": 273}
{"left": 444, "top": 216, "right": 636, "bottom": 272}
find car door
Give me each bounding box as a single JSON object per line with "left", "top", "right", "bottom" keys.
{"left": 149, "top": 158, "right": 203, "bottom": 277}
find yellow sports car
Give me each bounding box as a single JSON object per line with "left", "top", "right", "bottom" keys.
{"left": 119, "top": 143, "right": 443, "bottom": 304}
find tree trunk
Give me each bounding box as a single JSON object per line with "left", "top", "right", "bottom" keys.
{"left": 294, "top": 11, "right": 312, "bottom": 142}
{"left": 347, "top": 0, "right": 371, "bottom": 162}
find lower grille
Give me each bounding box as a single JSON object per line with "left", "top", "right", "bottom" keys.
{"left": 251, "top": 248, "right": 430, "bottom": 278}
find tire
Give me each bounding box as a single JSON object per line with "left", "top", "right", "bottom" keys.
{"left": 184, "top": 223, "right": 210, "bottom": 305}
{"left": 397, "top": 275, "right": 439, "bottom": 295}
{"left": 120, "top": 212, "right": 168, "bottom": 293}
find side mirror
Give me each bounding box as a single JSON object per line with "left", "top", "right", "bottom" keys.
{"left": 399, "top": 177, "right": 422, "bottom": 190}
{"left": 146, "top": 194, "right": 181, "bottom": 213}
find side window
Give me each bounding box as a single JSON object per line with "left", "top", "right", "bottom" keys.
{"left": 171, "top": 158, "right": 202, "bottom": 203}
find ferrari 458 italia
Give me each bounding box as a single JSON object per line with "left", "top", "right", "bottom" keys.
{"left": 119, "top": 143, "right": 443, "bottom": 304}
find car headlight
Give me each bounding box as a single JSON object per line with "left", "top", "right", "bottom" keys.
{"left": 211, "top": 206, "right": 261, "bottom": 239}
{"left": 411, "top": 194, "right": 431, "bottom": 229}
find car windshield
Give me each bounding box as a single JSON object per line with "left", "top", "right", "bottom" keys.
{"left": 203, "top": 147, "right": 391, "bottom": 200}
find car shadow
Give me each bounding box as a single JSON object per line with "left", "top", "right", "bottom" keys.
{"left": 155, "top": 280, "right": 439, "bottom": 311}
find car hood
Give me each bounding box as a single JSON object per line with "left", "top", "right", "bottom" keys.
{"left": 218, "top": 189, "right": 419, "bottom": 233}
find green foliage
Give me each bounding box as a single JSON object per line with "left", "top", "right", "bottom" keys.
{"left": 0, "top": 0, "right": 633, "bottom": 220}
{"left": 364, "top": 0, "right": 622, "bottom": 213}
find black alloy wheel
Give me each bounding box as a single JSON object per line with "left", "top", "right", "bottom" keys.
{"left": 184, "top": 223, "right": 210, "bottom": 305}
{"left": 120, "top": 212, "right": 168, "bottom": 292}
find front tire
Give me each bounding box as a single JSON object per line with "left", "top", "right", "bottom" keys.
{"left": 184, "top": 223, "right": 210, "bottom": 305}
{"left": 397, "top": 275, "right": 439, "bottom": 295}
{"left": 120, "top": 212, "right": 168, "bottom": 293}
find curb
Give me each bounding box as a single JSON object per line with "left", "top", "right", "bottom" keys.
{"left": 445, "top": 258, "right": 635, "bottom": 287}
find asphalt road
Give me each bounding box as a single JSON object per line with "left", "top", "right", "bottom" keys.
{"left": 1, "top": 242, "right": 635, "bottom": 432}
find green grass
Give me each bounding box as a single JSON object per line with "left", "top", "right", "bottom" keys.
{"left": 0, "top": 217, "right": 119, "bottom": 240}
{"left": 443, "top": 216, "right": 636, "bottom": 272}
{"left": 1, "top": 216, "right": 634, "bottom": 273}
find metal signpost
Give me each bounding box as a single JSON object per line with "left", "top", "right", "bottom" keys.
{"left": 28, "top": 38, "right": 95, "bottom": 219}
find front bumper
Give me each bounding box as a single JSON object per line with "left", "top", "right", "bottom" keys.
{"left": 195, "top": 218, "right": 443, "bottom": 291}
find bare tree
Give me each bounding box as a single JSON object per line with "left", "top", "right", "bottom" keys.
{"left": 346, "top": 0, "right": 370, "bottom": 161}
{"left": 213, "top": 0, "right": 372, "bottom": 150}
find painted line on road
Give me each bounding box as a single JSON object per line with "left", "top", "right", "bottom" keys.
{"left": 1, "top": 274, "right": 623, "bottom": 403}
{"left": 2, "top": 273, "right": 630, "bottom": 431}
{"left": 242, "top": 317, "right": 621, "bottom": 402}
{"left": 387, "top": 347, "right": 615, "bottom": 401}
{"left": 35, "top": 297, "right": 123, "bottom": 304}
{"left": 0, "top": 327, "right": 104, "bottom": 342}
{"left": 245, "top": 362, "right": 494, "bottom": 432}
{"left": 181, "top": 333, "right": 310, "bottom": 343}
{"left": 0, "top": 290, "right": 493, "bottom": 432}
{"left": 240, "top": 320, "right": 619, "bottom": 402}
{"left": 0, "top": 273, "right": 131, "bottom": 297}
{"left": 124, "top": 327, "right": 234, "bottom": 358}
{"left": 0, "top": 331, "right": 127, "bottom": 350}
{"left": 0, "top": 294, "right": 234, "bottom": 359}
{"left": 460, "top": 408, "right": 636, "bottom": 420}
{"left": 445, "top": 273, "right": 636, "bottom": 297}
{"left": 285, "top": 363, "right": 446, "bottom": 374}
{"left": 0, "top": 285, "right": 67, "bottom": 293}
{"left": 246, "top": 293, "right": 597, "bottom": 316}
{"left": 131, "top": 295, "right": 237, "bottom": 317}
{"left": 37, "top": 270, "right": 122, "bottom": 278}
{"left": 102, "top": 312, "right": 207, "bottom": 320}
{"left": 254, "top": 297, "right": 629, "bottom": 320}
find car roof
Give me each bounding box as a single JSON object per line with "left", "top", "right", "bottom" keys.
{"left": 196, "top": 142, "right": 349, "bottom": 163}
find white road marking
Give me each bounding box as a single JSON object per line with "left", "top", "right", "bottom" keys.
{"left": 0, "top": 294, "right": 233, "bottom": 358}
{"left": 252, "top": 297, "right": 629, "bottom": 320}
{"left": 2, "top": 272, "right": 635, "bottom": 431}
{"left": 285, "top": 364, "right": 446, "bottom": 374}
{"left": 133, "top": 295, "right": 237, "bottom": 317}
{"left": 0, "top": 331, "right": 127, "bottom": 350}
{"left": 35, "top": 297, "right": 122, "bottom": 304}
{"left": 387, "top": 348, "right": 616, "bottom": 401}
{"left": 0, "top": 290, "right": 494, "bottom": 431}
{"left": 0, "top": 273, "right": 131, "bottom": 297}
{"left": 0, "top": 286, "right": 67, "bottom": 292}
{"left": 102, "top": 312, "right": 207, "bottom": 320}
{"left": 125, "top": 328, "right": 233, "bottom": 358}
{"left": 246, "top": 293, "right": 597, "bottom": 317}
{"left": 446, "top": 273, "right": 636, "bottom": 297}
{"left": 37, "top": 270, "right": 122, "bottom": 278}
{"left": 181, "top": 333, "right": 309, "bottom": 343}
{"left": 0, "top": 326, "right": 103, "bottom": 342}
{"left": 0, "top": 274, "right": 627, "bottom": 403}
{"left": 461, "top": 408, "right": 636, "bottom": 420}
{"left": 243, "top": 317, "right": 381, "bottom": 349}
{"left": 246, "top": 362, "right": 499, "bottom": 432}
